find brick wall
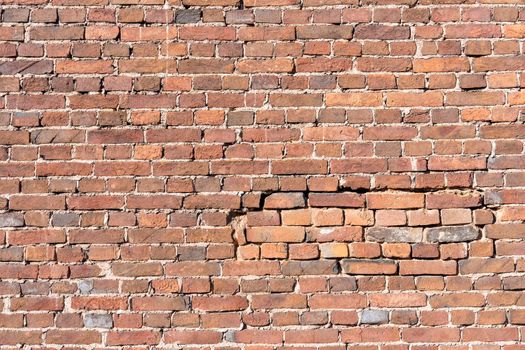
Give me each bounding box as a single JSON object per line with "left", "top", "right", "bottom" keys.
{"left": 1, "top": 0, "right": 525, "bottom": 347}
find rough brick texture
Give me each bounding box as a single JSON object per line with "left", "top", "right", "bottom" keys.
{"left": 1, "top": 0, "right": 525, "bottom": 347}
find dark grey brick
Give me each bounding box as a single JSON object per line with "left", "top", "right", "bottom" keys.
{"left": 52, "top": 213, "right": 80, "bottom": 227}
{"left": 175, "top": 9, "right": 201, "bottom": 24}
{"left": 0, "top": 213, "right": 24, "bottom": 227}
{"left": 426, "top": 225, "right": 479, "bottom": 243}
{"left": 84, "top": 314, "right": 113, "bottom": 328}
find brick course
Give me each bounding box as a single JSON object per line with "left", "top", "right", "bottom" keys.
{"left": 1, "top": 0, "right": 525, "bottom": 347}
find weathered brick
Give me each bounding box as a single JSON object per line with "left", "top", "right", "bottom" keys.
{"left": 0, "top": 2, "right": 520, "bottom": 348}
{"left": 331, "top": 158, "right": 387, "bottom": 173}
{"left": 0, "top": 213, "right": 24, "bottom": 227}
{"left": 132, "top": 296, "right": 186, "bottom": 311}
{"left": 400, "top": 260, "right": 457, "bottom": 275}
{"left": 413, "top": 58, "right": 469, "bottom": 72}
{"left": 281, "top": 260, "right": 338, "bottom": 276}
{"left": 179, "top": 59, "right": 235, "bottom": 74}
{"left": 7, "top": 95, "right": 65, "bottom": 110}
{"left": 30, "top": 27, "right": 84, "bottom": 40}
{"left": 387, "top": 92, "right": 443, "bottom": 107}
{"left": 309, "top": 294, "right": 366, "bottom": 309}
{"left": 354, "top": 24, "right": 410, "bottom": 39}
{"left": 309, "top": 193, "right": 364, "bottom": 208}
{"left": 84, "top": 314, "right": 113, "bottom": 328}
{"left": 285, "top": 329, "right": 338, "bottom": 343}
{"left": 326, "top": 92, "right": 383, "bottom": 107}
{"left": 106, "top": 331, "right": 161, "bottom": 346}
{"left": 112, "top": 263, "right": 163, "bottom": 277}
{"left": 296, "top": 25, "right": 353, "bottom": 39}
{"left": 247, "top": 226, "right": 305, "bottom": 243}
{"left": 320, "top": 243, "right": 348, "bottom": 258}
{"left": 426, "top": 192, "right": 481, "bottom": 209}
{"left": 367, "top": 193, "right": 424, "bottom": 209}
{"left": 357, "top": 58, "right": 412, "bottom": 72}
{"left": 366, "top": 227, "right": 423, "bottom": 243}
{"left": 459, "top": 258, "right": 514, "bottom": 274}
{"left": 46, "top": 330, "right": 101, "bottom": 345}
{"left": 341, "top": 259, "right": 397, "bottom": 275}
{"left": 11, "top": 297, "right": 64, "bottom": 311}
{"left": 360, "top": 310, "right": 388, "bottom": 324}
{"left": 369, "top": 293, "right": 427, "bottom": 308}
{"left": 403, "top": 328, "right": 460, "bottom": 343}
{"left": 445, "top": 24, "right": 501, "bottom": 38}
{"left": 175, "top": 9, "right": 201, "bottom": 23}
{"left": 264, "top": 193, "right": 305, "bottom": 209}
{"left": 426, "top": 226, "right": 479, "bottom": 243}
{"left": 165, "top": 330, "right": 222, "bottom": 344}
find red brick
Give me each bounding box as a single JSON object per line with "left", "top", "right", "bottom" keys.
{"left": 413, "top": 58, "right": 469, "bottom": 72}
{"left": 309, "top": 193, "right": 364, "bottom": 208}
{"left": 46, "top": 330, "right": 101, "bottom": 345}
{"left": 429, "top": 293, "right": 485, "bottom": 308}
{"left": 223, "top": 261, "right": 280, "bottom": 276}
{"left": 367, "top": 192, "right": 424, "bottom": 209}
{"left": 11, "top": 297, "right": 64, "bottom": 311}
{"left": 71, "top": 297, "right": 128, "bottom": 310}
{"left": 10, "top": 195, "right": 65, "bottom": 210}
{"left": 309, "top": 294, "right": 366, "bottom": 309}
{"left": 0, "top": 3, "right": 522, "bottom": 348}
{"left": 446, "top": 24, "right": 501, "bottom": 38}
{"left": 342, "top": 327, "right": 399, "bottom": 342}
{"left": 106, "top": 331, "right": 161, "bottom": 346}
{"left": 326, "top": 92, "right": 383, "bottom": 106}
{"left": 0, "top": 331, "right": 40, "bottom": 345}
{"left": 131, "top": 296, "right": 186, "bottom": 311}
{"left": 462, "top": 328, "right": 518, "bottom": 342}
{"left": 426, "top": 192, "right": 482, "bottom": 209}
{"left": 403, "top": 328, "right": 460, "bottom": 343}
{"left": 252, "top": 294, "right": 306, "bottom": 309}
{"left": 6, "top": 95, "right": 65, "bottom": 110}
{"left": 165, "top": 330, "right": 222, "bottom": 344}
{"left": 8, "top": 229, "right": 65, "bottom": 245}
{"left": 296, "top": 25, "right": 353, "bottom": 39}
{"left": 193, "top": 296, "right": 248, "bottom": 311}
{"left": 355, "top": 24, "right": 409, "bottom": 39}
{"left": 387, "top": 92, "right": 443, "bottom": 107}
{"left": 400, "top": 261, "right": 457, "bottom": 275}
{"left": 67, "top": 196, "right": 124, "bottom": 209}
{"left": 285, "top": 329, "right": 339, "bottom": 343}
{"left": 344, "top": 258, "right": 397, "bottom": 274}
{"left": 331, "top": 158, "right": 387, "bottom": 173}
{"left": 56, "top": 60, "right": 113, "bottom": 74}
{"left": 233, "top": 330, "right": 283, "bottom": 344}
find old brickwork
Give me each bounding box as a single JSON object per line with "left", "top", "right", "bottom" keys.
{"left": 1, "top": 0, "right": 525, "bottom": 347}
